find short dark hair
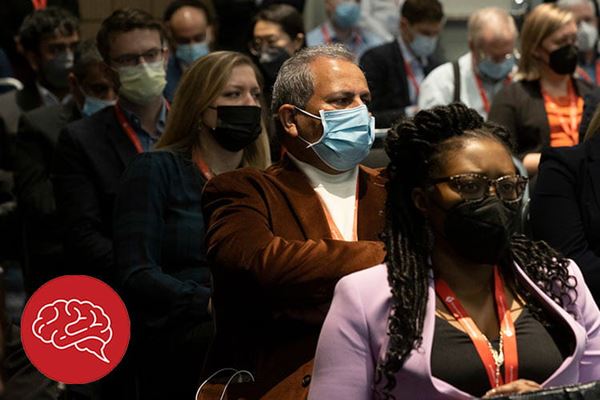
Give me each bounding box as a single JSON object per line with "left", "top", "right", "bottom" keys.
{"left": 163, "top": 0, "right": 215, "bottom": 24}
{"left": 401, "top": 0, "right": 444, "bottom": 24}
{"left": 73, "top": 39, "right": 103, "bottom": 81}
{"left": 96, "top": 8, "right": 167, "bottom": 62}
{"left": 19, "top": 6, "right": 80, "bottom": 53}
{"left": 254, "top": 4, "right": 305, "bottom": 44}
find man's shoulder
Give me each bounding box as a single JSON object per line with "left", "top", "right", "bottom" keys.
{"left": 62, "top": 106, "right": 116, "bottom": 142}
{"left": 361, "top": 40, "right": 398, "bottom": 62}
{"left": 207, "top": 161, "right": 287, "bottom": 188}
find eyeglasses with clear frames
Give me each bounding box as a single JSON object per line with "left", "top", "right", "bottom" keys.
{"left": 428, "top": 173, "right": 528, "bottom": 204}
{"left": 111, "top": 47, "right": 167, "bottom": 67}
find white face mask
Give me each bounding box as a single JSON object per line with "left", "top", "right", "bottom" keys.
{"left": 117, "top": 61, "right": 166, "bottom": 105}
{"left": 578, "top": 21, "right": 598, "bottom": 52}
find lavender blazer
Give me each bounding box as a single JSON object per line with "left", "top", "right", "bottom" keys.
{"left": 308, "top": 261, "right": 600, "bottom": 399}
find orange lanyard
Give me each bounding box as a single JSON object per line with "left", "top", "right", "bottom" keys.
{"left": 541, "top": 80, "right": 579, "bottom": 141}
{"left": 32, "top": 0, "right": 47, "bottom": 10}
{"left": 404, "top": 59, "right": 420, "bottom": 99}
{"left": 475, "top": 74, "right": 511, "bottom": 114}
{"left": 114, "top": 102, "right": 169, "bottom": 154}
{"left": 435, "top": 266, "right": 518, "bottom": 389}
{"left": 192, "top": 148, "right": 215, "bottom": 181}
{"left": 321, "top": 24, "right": 362, "bottom": 49}
{"left": 317, "top": 180, "right": 359, "bottom": 241}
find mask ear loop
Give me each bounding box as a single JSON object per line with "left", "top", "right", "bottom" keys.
{"left": 195, "top": 368, "right": 237, "bottom": 400}
{"left": 293, "top": 106, "right": 324, "bottom": 148}
{"left": 220, "top": 370, "right": 255, "bottom": 400}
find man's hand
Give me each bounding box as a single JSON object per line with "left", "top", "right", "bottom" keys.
{"left": 483, "top": 379, "right": 542, "bottom": 398}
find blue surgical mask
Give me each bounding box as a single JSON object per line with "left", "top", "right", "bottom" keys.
{"left": 294, "top": 104, "right": 375, "bottom": 171}
{"left": 478, "top": 57, "right": 515, "bottom": 81}
{"left": 82, "top": 96, "right": 117, "bottom": 117}
{"left": 176, "top": 42, "right": 209, "bottom": 67}
{"left": 409, "top": 33, "right": 438, "bottom": 58}
{"left": 333, "top": 2, "right": 361, "bottom": 29}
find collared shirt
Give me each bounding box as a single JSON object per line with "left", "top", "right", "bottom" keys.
{"left": 397, "top": 35, "right": 427, "bottom": 106}
{"left": 37, "top": 82, "right": 72, "bottom": 107}
{"left": 418, "top": 52, "right": 512, "bottom": 119}
{"left": 119, "top": 99, "right": 168, "bottom": 152}
{"left": 306, "top": 21, "right": 384, "bottom": 60}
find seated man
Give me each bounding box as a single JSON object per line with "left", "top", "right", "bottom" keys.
{"left": 418, "top": 7, "right": 518, "bottom": 119}
{"left": 202, "top": 44, "right": 386, "bottom": 398}
{"left": 306, "top": 0, "right": 384, "bottom": 60}
{"left": 360, "top": 0, "right": 444, "bottom": 127}
{"left": 14, "top": 40, "right": 117, "bottom": 295}
{"left": 162, "top": 0, "right": 215, "bottom": 101}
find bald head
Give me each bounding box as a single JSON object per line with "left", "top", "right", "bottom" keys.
{"left": 468, "top": 7, "right": 517, "bottom": 47}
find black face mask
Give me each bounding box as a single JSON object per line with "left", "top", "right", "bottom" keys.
{"left": 211, "top": 105, "right": 262, "bottom": 152}
{"left": 548, "top": 44, "right": 578, "bottom": 75}
{"left": 258, "top": 47, "right": 290, "bottom": 86}
{"left": 442, "top": 196, "right": 518, "bottom": 265}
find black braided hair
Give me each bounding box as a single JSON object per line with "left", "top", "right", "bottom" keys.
{"left": 375, "top": 103, "right": 577, "bottom": 399}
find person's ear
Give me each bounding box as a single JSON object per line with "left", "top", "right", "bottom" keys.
{"left": 23, "top": 50, "right": 40, "bottom": 72}
{"left": 292, "top": 33, "right": 304, "bottom": 52}
{"left": 278, "top": 104, "right": 299, "bottom": 138}
{"left": 411, "top": 187, "right": 430, "bottom": 216}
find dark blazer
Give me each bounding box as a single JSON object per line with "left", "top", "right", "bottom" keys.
{"left": 52, "top": 106, "right": 137, "bottom": 281}
{"left": 488, "top": 78, "right": 594, "bottom": 158}
{"left": 360, "top": 40, "right": 442, "bottom": 128}
{"left": 530, "top": 133, "right": 600, "bottom": 300}
{"left": 14, "top": 101, "right": 80, "bottom": 292}
{"left": 164, "top": 55, "right": 182, "bottom": 103}
{"left": 202, "top": 156, "right": 387, "bottom": 398}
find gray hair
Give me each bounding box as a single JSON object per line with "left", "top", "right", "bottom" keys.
{"left": 467, "top": 7, "right": 518, "bottom": 46}
{"left": 271, "top": 44, "right": 355, "bottom": 114}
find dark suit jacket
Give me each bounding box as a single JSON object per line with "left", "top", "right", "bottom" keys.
{"left": 530, "top": 133, "right": 600, "bottom": 301}
{"left": 14, "top": 101, "right": 80, "bottom": 292}
{"left": 488, "top": 78, "right": 594, "bottom": 158}
{"left": 202, "top": 156, "right": 387, "bottom": 398}
{"left": 52, "top": 106, "right": 138, "bottom": 281}
{"left": 360, "top": 40, "right": 442, "bottom": 128}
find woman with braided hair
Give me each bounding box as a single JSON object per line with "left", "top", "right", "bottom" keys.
{"left": 308, "top": 103, "right": 600, "bottom": 399}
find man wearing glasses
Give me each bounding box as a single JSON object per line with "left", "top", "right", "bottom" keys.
{"left": 418, "top": 7, "right": 518, "bottom": 119}
{"left": 53, "top": 8, "right": 169, "bottom": 282}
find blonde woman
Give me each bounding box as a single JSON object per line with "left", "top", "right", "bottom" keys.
{"left": 112, "top": 51, "right": 270, "bottom": 400}
{"left": 488, "top": 3, "right": 593, "bottom": 176}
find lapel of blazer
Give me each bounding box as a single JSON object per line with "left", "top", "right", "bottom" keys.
{"left": 102, "top": 106, "right": 138, "bottom": 169}
{"left": 392, "top": 41, "right": 411, "bottom": 103}
{"left": 270, "top": 156, "right": 333, "bottom": 240}
{"left": 357, "top": 165, "right": 386, "bottom": 240}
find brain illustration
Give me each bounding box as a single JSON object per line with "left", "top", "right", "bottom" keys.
{"left": 32, "top": 299, "right": 113, "bottom": 363}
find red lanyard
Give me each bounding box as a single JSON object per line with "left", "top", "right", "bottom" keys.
{"left": 435, "top": 266, "right": 518, "bottom": 388}
{"left": 32, "top": 0, "right": 47, "bottom": 10}
{"left": 404, "top": 60, "right": 420, "bottom": 99}
{"left": 475, "top": 74, "right": 511, "bottom": 114}
{"left": 114, "top": 102, "right": 169, "bottom": 154}
{"left": 192, "top": 148, "right": 215, "bottom": 181}
{"left": 541, "top": 80, "right": 579, "bottom": 141}
{"left": 321, "top": 24, "right": 362, "bottom": 49}
{"left": 316, "top": 180, "right": 359, "bottom": 241}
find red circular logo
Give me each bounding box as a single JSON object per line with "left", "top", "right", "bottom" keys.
{"left": 21, "top": 275, "right": 130, "bottom": 384}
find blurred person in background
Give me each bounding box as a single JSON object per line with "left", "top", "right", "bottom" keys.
{"left": 418, "top": 7, "right": 517, "bottom": 119}
{"left": 306, "top": 0, "right": 384, "bottom": 60}
{"left": 360, "top": 0, "right": 444, "bottom": 128}
{"left": 163, "top": 0, "right": 216, "bottom": 102}
{"left": 489, "top": 3, "right": 593, "bottom": 177}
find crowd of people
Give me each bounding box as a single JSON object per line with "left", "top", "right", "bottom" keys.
{"left": 0, "top": 0, "right": 600, "bottom": 399}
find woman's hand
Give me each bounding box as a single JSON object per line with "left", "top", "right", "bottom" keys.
{"left": 482, "top": 379, "right": 542, "bottom": 398}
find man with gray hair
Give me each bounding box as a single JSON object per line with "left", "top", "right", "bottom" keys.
{"left": 557, "top": 0, "right": 600, "bottom": 83}
{"left": 202, "top": 44, "right": 386, "bottom": 398}
{"left": 418, "top": 7, "right": 518, "bottom": 119}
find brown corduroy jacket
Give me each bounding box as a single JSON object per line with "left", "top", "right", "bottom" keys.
{"left": 201, "top": 155, "right": 387, "bottom": 399}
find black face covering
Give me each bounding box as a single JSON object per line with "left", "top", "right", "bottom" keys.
{"left": 211, "top": 106, "right": 262, "bottom": 152}
{"left": 548, "top": 44, "right": 578, "bottom": 75}
{"left": 442, "top": 196, "right": 518, "bottom": 265}
{"left": 258, "top": 47, "right": 290, "bottom": 87}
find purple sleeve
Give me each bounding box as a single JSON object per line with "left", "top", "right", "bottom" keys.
{"left": 569, "top": 260, "right": 600, "bottom": 382}
{"left": 308, "top": 275, "right": 376, "bottom": 400}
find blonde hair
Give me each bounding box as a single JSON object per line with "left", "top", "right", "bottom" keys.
{"left": 156, "top": 51, "right": 271, "bottom": 169}
{"left": 516, "top": 4, "right": 574, "bottom": 81}
{"left": 467, "top": 7, "right": 517, "bottom": 47}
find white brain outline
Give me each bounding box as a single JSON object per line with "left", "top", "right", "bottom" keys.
{"left": 31, "top": 298, "right": 113, "bottom": 363}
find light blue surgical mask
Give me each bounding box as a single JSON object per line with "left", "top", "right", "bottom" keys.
{"left": 82, "top": 95, "right": 117, "bottom": 117}
{"left": 409, "top": 33, "right": 438, "bottom": 58}
{"left": 176, "top": 42, "right": 209, "bottom": 67}
{"left": 333, "top": 2, "right": 361, "bottom": 29}
{"left": 478, "top": 56, "right": 515, "bottom": 81}
{"left": 294, "top": 104, "right": 375, "bottom": 171}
